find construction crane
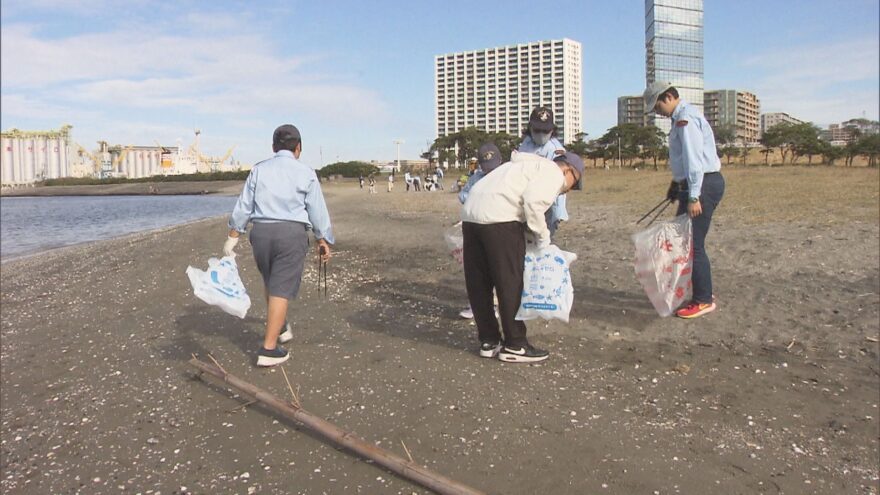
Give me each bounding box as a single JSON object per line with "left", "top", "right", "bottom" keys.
{"left": 76, "top": 143, "right": 101, "bottom": 175}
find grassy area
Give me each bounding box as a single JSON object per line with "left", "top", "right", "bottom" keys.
{"left": 578, "top": 166, "right": 880, "bottom": 225}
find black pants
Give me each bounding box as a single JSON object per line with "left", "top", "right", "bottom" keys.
{"left": 462, "top": 221, "right": 528, "bottom": 347}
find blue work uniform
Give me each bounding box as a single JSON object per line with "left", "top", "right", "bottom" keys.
{"left": 458, "top": 169, "right": 485, "bottom": 204}
{"left": 668, "top": 100, "right": 724, "bottom": 305}
{"left": 518, "top": 135, "right": 568, "bottom": 236}
{"left": 229, "top": 150, "right": 335, "bottom": 244}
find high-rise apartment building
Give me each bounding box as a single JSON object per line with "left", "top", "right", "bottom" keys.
{"left": 704, "top": 90, "right": 761, "bottom": 144}
{"left": 617, "top": 96, "right": 646, "bottom": 126}
{"left": 434, "top": 39, "right": 582, "bottom": 145}
{"left": 645, "top": 0, "right": 704, "bottom": 134}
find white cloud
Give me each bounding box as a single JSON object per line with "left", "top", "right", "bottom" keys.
{"left": 744, "top": 38, "right": 879, "bottom": 124}
{"left": 0, "top": 16, "right": 390, "bottom": 162}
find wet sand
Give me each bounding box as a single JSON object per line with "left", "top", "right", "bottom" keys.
{"left": 1, "top": 167, "right": 878, "bottom": 494}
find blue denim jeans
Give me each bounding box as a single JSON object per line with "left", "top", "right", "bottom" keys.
{"left": 677, "top": 172, "right": 725, "bottom": 304}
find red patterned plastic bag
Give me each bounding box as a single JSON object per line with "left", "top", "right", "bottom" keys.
{"left": 632, "top": 214, "right": 693, "bottom": 317}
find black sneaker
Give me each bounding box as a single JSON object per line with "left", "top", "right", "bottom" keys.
{"left": 256, "top": 347, "right": 289, "bottom": 367}
{"left": 278, "top": 321, "right": 293, "bottom": 344}
{"left": 479, "top": 341, "right": 503, "bottom": 358}
{"left": 497, "top": 344, "right": 549, "bottom": 363}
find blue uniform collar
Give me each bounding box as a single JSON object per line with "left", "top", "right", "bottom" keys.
{"left": 671, "top": 100, "right": 689, "bottom": 121}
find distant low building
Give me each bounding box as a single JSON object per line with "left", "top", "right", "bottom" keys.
{"left": 761, "top": 112, "right": 804, "bottom": 135}
{"left": 820, "top": 119, "right": 880, "bottom": 146}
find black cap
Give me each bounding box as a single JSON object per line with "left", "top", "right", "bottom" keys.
{"left": 528, "top": 106, "right": 555, "bottom": 132}
{"left": 477, "top": 143, "right": 502, "bottom": 174}
{"left": 273, "top": 124, "right": 301, "bottom": 148}
{"left": 554, "top": 152, "right": 585, "bottom": 191}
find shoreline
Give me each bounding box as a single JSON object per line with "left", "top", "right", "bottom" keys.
{"left": 0, "top": 214, "right": 227, "bottom": 265}
{"left": 0, "top": 180, "right": 244, "bottom": 197}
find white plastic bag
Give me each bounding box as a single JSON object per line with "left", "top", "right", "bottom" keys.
{"left": 186, "top": 256, "right": 251, "bottom": 319}
{"left": 632, "top": 214, "right": 693, "bottom": 317}
{"left": 516, "top": 245, "right": 577, "bottom": 322}
{"left": 444, "top": 222, "right": 464, "bottom": 265}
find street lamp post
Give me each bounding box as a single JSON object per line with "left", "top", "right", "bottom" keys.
{"left": 393, "top": 139, "right": 404, "bottom": 172}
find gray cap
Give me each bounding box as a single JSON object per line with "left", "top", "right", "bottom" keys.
{"left": 554, "top": 152, "right": 585, "bottom": 191}
{"left": 528, "top": 106, "right": 555, "bottom": 132}
{"left": 643, "top": 81, "right": 674, "bottom": 114}
{"left": 477, "top": 143, "right": 502, "bottom": 173}
{"left": 273, "top": 124, "right": 301, "bottom": 147}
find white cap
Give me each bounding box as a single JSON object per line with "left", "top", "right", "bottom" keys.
{"left": 643, "top": 81, "right": 674, "bottom": 114}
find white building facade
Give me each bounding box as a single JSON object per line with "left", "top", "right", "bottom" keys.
{"left": 1, "top": 126, "right": 74, "bottom": 186}
{"left": 645, "top": 0, "right": 705, "bottom": 134}
{"left": 434, "top": 38, "right": 582, "bottom": 145}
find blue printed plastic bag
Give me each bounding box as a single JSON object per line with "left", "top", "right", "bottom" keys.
{"left": 186, "top": 256, "right": 251, "bottom": 319}
{"left": 516, "top": 245, "right": 577, "bottom": 322}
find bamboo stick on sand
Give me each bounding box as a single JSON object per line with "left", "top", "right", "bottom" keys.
{"left": 188, "top": 356, "right": 485, "bottom": 495}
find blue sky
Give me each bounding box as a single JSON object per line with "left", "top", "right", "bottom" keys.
{"left": 1, "top": 0, "right": 877, "bottom": 167}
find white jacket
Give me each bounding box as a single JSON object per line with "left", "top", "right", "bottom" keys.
{"left": 461, "top": 152, "right": 564, "bottom": 246}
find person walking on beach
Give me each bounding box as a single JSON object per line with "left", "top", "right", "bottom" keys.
{"left": 368, "top": 175, "right": 377, "bottom": 194}
{"left": 518, "top": 106, "right": 570, "bottom": 239}
{"left": 387, "top": 173, "right": 394, "bottom": 192}
{"left": 404, "top": 171, "right": 413, "bottom": 192}
{"left": 643, "top": 81, "right": 725, "bottom": 319}
{"left": 223, "top": 124, "right": 334, "bottom": 366}
{"left": 461, "top": 149, "right": 584, "bottom": 363}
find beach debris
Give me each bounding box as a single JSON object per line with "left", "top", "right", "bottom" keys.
{"left": 189, "top": 355, "right": 485, "bottom": 495}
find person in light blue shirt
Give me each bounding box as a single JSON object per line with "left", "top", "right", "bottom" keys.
{"left": 518, "top": 106, "right": 569, "bottom": 238}
{"left": 223, "top": 124, "right": 334, "bottom": 366}
{"left": 644, "top": 82, "right": 725, "bottom": 320}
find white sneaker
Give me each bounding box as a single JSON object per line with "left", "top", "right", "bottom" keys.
{"left": 459, "top": 307, "right": 474, "bottom": 319}
{"left": 278, "top": 322, "right": 293, "bottom": 344}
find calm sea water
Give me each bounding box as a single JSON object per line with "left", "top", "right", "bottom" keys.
{"left": 0, "top": 195, "right": 237, "bottom": 261}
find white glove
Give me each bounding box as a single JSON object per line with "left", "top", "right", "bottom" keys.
{"left": 223, "top": 236, "right": 239, "bottom": 257}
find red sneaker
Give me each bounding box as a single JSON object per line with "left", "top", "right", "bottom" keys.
{"left": 676, "top": 301, "right": 716, "bottom": 319}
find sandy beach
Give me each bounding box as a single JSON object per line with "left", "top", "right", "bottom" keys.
{"left": 1, "top": 166, "right": 878, "bottom": 494}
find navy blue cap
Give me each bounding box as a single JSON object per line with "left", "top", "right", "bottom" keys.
{"left": 477, "top": 143, "right": 502, "bottom": 173}
{"left": 528, "top": 106, "right": 555, "bottom": 132}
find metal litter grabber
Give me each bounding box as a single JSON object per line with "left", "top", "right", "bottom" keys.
{"left": 317, "top": 244, "right": 328, "bottom": 297}
{"left": 637, "top": 198, "right": 673, "bottom": 227}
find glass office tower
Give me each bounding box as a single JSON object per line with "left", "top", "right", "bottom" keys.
{"left": 645, "top": 0, "right": 704, "bottom": 134}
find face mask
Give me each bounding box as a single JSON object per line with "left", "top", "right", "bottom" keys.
{"left": 531, "top": 131, "right": 551, "bottom": 146}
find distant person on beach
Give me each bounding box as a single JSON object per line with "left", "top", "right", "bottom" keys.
{"left": 368, "top": 175, "right": 377, "bottom": 194}
{"left": 644, "top": 81, "right": 725, "bottom": 319}
{"left": 404, "top": 171, "right": 413, "bottom": 191}
{"left": 518, "top": 106, "right": 569, "bottom": 239}
{"left": 457, "top": 142, "right": 503, "bottom": 320}
{"left": 434, "top": 165, "right": 444, "bottom": 190}
{"left": 224, "top": 124, "right": 334, "bottom": 367}
{"left": 413, "top": 175, "right": 422, "bottom": 192}
{"left": 387, "top": 173, "right": 394, "bottom": 192}
{"left": 358, "top": 175, "right": 365, "bottom": 189}
{"left": 460, "top": 149, "right": 584, "bottom": 363}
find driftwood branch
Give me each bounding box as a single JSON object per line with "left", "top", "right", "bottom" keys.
{"left": 188, "top": 357, "right": 485, "bottom": 495}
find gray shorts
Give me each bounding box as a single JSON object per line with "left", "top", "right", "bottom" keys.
{"left": 249, "top": 221, "right": 309, "bottom": 300}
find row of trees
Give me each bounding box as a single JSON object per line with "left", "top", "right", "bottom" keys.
{"left": 759, "top": 122, "right": 880, "bottom": 167}
{"left": 424, "top": 122, "right": 880, "bottom": 169}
